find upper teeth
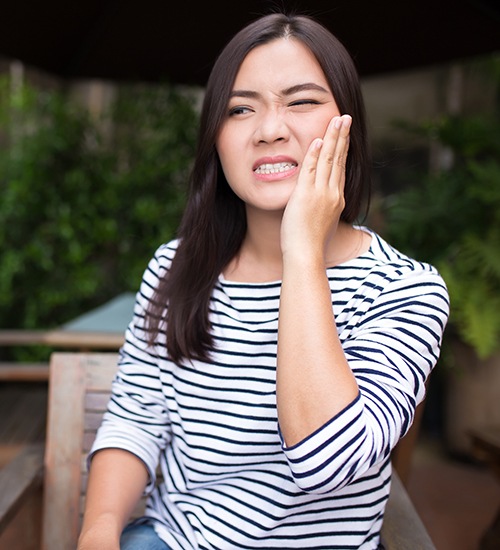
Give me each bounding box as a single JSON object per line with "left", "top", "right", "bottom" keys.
{"left": 255, "top": 162, "right": 296, "bottom": 174}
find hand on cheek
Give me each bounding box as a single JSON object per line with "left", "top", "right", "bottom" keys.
{"left": 281, "top": 114, "right": 352, "bottom": 261}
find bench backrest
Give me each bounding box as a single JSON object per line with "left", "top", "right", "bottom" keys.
{"left": 42, "top": 352, "right": 119, "bottom": 549}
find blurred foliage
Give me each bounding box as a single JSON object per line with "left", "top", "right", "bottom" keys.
{"left": 383, "top": 58, "right": 500, "bottom": 359}
{"left": 0, "top": 78, "right": 198, "bottom": 355}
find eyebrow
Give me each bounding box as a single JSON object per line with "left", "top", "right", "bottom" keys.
{"left": 282, "top": 82, "right": 330, "bottom": 95}
{"left": 229, "top": 82, "right": 330, "bottom": 99}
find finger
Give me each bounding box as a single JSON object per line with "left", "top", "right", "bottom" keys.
{"left": 298, "top": 137, "right": 323, "bottom": 187}
{"left": 315, "top": 115, "right": 342, "bottom": 186}
{"left": 329, "top": 115, "right": 351, "bottom": 193}
{"left": 332, "top": 115, "right": 351, "bottom": 173}
{"left": 316, "top": 115, "right": 351, "bottom": 188}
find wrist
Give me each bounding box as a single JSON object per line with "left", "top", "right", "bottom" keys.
{"left": 78, "top": 514, "right": 122, "bottom": 550}
{"left": 282, "top": 248, "right": 325, "bottom": 272}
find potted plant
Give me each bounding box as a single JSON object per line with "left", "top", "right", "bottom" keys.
{"left": 381, "top": 62, "right": 500, "bottom": 457}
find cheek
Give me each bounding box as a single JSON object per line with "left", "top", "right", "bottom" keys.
{"left": 216, "top": 131, "right": 235, "bottom": 169}
{"left": 311, "top": 114, "right": 335, "bottom": 138}
{"left": 289, "top": 113, "right": 332, "bottom": 146}
{"left": 216, "top": 130, "right": 246, "bottom": 182}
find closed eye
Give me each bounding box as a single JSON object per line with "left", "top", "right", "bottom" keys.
{"left": 289, "top": 99, "right": 321, "bottom": 107}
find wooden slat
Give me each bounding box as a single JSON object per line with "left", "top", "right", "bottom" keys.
{"left": 0, "top": 444, "right": 44, "bottom": 534}
{"left": 84, "top": 354, "right": 118, "bottom": 390}
{"left": 85, "top": 392, "right": 111, "bottom": 410}
{"left": 42, "top": 354, "right": 87, "bottom": 550}
{"left": 0, "top": 363, "right": 50, "bottom": 382}
{"left": 0, "top": 330, "right": 124, "bottom": 350}
{"left": 84, "top": 410, "right": 107, "bottom": 432}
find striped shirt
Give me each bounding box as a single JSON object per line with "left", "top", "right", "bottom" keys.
{"left": 91, "top": 228, "right": 449, "bottom": 549}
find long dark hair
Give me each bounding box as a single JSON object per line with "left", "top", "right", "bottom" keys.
{"left": 147, "top": 12, "right": 372, "bottom": 363}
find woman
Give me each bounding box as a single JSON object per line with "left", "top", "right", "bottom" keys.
{"left": 78, "top": 12, "right": 449, "bottom": 550}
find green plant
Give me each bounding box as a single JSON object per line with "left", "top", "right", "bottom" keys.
{"left": 383, "top": 83, "right": 500, "bottom": 359}
{"left": 0, "top": 78, "right": 198, "bottom": 358}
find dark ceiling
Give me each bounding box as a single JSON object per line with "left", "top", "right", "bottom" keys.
{"left": 1, "top": 0, "right": 499, "bottom": 85}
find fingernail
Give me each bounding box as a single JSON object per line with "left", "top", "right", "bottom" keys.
{"left": 342, "top": 115, "right": 352, "bottom": 128}
{"left": 314, "top": 137, "right": 323, "bottom": 150}
{"left": 334, "top": 117, "right": 342, "bottom": 129}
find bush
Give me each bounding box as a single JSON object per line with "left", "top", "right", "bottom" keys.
{"left": 0, "top": 78, "right": 198, "bottom": 346}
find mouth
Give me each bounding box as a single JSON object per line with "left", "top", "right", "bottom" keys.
{"left": 253, "top": 162, "right": 297, "bottom": 175}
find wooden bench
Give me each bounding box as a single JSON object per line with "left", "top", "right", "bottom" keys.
{"left": 0, "top": 352, "right": 436, "bottom": 549}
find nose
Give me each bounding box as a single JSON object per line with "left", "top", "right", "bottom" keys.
{"left": 254, "top": 108, "right": 289, "bottom": 144}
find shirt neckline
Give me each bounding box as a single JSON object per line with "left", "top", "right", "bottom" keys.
{"left": 219, "top": 227, "right": 375, "bottom": 286}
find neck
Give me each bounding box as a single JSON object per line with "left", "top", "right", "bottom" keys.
{"left": 224, "top": 207, "right": 283, "bottom": 282}
{"left": 245, "top": 207, "right": 283, "bottom": 258}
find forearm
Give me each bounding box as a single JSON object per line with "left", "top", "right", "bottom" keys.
{"left": 78, "top": 448, "right": 149, "bottom": 549}
{"left": 277, "top": 253, "right": 358, "bottom": 447}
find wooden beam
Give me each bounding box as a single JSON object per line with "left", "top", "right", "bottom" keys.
{"left": 0, "top": 363, "right": 50, "bottom": 382}
{"left": 0, "top": 330, "right": 124, "bottom": 349}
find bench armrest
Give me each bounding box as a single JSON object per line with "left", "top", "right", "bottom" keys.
{"left": 382, "top": 470, "right": 436, "bottom": 549}
{"left": 0, "top": 443, "right": 45, "bottom": 534}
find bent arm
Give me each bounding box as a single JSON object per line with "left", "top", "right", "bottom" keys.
{"left": 78, "top": 448, "right": 149, "bottom": 549}
{"left": 279, "top": 266, "right": 449, "bottom": 493}
{"left": 277, "top": 115, "right": 358, "bottom": 447}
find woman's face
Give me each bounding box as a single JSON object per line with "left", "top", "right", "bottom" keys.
{"left": 216, "top": 38, "right": 341, "bottom": 215}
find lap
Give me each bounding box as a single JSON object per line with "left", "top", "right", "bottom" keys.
{"left": 120, "top": 523, "right": 171, "bottom": 550}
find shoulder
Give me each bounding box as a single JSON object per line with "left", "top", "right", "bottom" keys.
{"left": 153, "top": 238, "right": 180, "bottom": 263}
{"left": 137, "top": 239, "right": 180, "bottom": 292}
{"left": 342, "top": 227, "right": 449, "bottom": 308}
{"left": 360, "top": 228, "right": 450, "bottom": 311}
{"left": 132, "top": 239, "right": 181, "bottom": 316}
{"left": 147, "top": 239, "right": 180, "bottom": 271}
{"left": 360, "top": 227, "right": 443, "bottom": 279}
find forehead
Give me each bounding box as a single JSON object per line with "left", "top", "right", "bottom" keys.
{"left": 233, "top": 38, "right": 329, "bottom": 91}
